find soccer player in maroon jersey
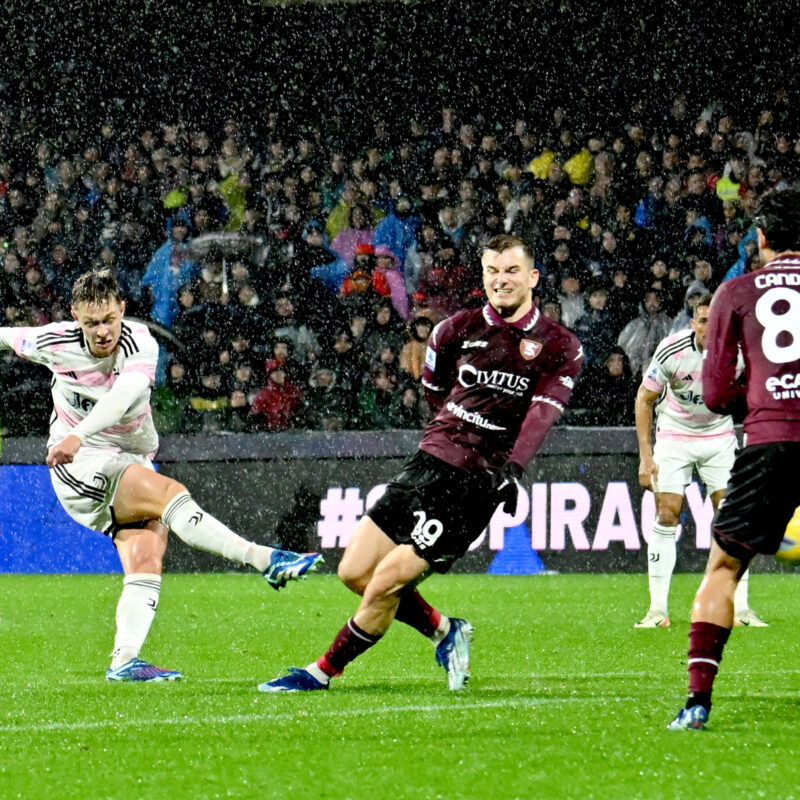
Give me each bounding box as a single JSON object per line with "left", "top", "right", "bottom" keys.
{"left": 259, "top": 234, "right": 583, "bottom": 692}
{"left": 669, "top": 188, "right": 800, "bottom": 730}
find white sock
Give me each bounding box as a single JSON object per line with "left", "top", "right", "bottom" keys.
{"left": 647, "top": 523, "right": 677, "bottom": 614}
{"left": 430, "top": 616, "right": 451, "bottom": 646}
{"left": 161, "top": 491, "right": 273, "bottom": 571}
{"left": 734, "top": 568, "right": 750, "bottom": 615}
{"left": 305, "top": 662, "right": 331, "bottom": 685}
{"left": 110, "top": 573, "right": 161, "bottom": 670}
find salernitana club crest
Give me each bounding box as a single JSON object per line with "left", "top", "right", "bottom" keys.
{"left": 520, "top": 339, "right": 542, "bottom": 360}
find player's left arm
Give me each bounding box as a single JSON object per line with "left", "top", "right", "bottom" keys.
{"left": 46, "top": 371, "right": 153, "bottom": 466}
{"left": 702, "top": 285, "right": 746, "bottom": 414}
{"left": 508, "top": 331, "right": 584, "bottom": 469}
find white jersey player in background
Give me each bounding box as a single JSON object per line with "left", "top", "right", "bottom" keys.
{"left": 634, "top": 293, "right": 766, "bottom": 628}
{"left": 0, "top": 269, "right": 322, "bottom": 681}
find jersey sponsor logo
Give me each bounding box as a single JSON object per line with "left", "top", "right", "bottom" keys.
{"left": 520, "top": 339, "right": 543, "bottom": 360}
{"left": 461, "top": 340, "right": 489, "bottom": 349}
{"left": 766, "top": 372, "right": 800, "bottom": 398}
{"left": 755, "top": 272, "right": 800, "bottom": 289}
{"left": 559, "top": 375, "right": 574, "bottom": 390}
{"left": 425, "top": 346, "right": 436, "bottom": 370}
{"left": 457, "top": 363, "right": 530, "bottom": 394}
{"left": 69, "top": 392, "right": 96, "bottom": 413}
{"left": 673, "top": 390, "right": 705, "bottom": 406}
{"left": 446, "top": 400, "right": 507, "bottom": 431}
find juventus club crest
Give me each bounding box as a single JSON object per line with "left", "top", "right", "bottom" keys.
{"left": 520, "top": 339, "right": 543, "bottom": 360}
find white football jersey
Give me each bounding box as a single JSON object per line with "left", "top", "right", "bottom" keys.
{"left": 642, "top": 328, "right": 734, "bottom": 439}
{"left": 0, "top": 319, "right": 159, "bottom": 454}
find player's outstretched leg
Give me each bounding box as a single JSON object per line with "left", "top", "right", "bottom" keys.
{"left": 159, "top": 489, "right": 322, "bottom": 588}
{"left": 259, "top": 617, "right": 382, "bottom": 692}
{"left": 435, "top": 617, "right": 474, "bottom": 690}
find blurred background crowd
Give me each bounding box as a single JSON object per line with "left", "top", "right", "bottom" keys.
{"left": 1, "top": 0, "right": 797, "bottom": 436}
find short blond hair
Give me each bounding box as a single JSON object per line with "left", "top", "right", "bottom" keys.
{"left": 71, "top": 269, "right": 124, "bottom": 307}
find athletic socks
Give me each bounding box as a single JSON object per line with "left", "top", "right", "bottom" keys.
{"left": 314, "top": 618, "right": 383, "bottom": 681}
{"left": 395, "top": 589, "right": 448, "bottom": 643}
{"left": 109, "top": 573, "right": 161, "bottom": 670}
{"left": 734, "top": 568, "right": 750, "bottom": 616}
{"left": 646, "top": 523, "right": 677, "bottom": 614}
{"left": 161, "top": 491, "right": 272, "bottom": 571}
{"left": 686, "top": 621, "right": 731, "bottom": 712}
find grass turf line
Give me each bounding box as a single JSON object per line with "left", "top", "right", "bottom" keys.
{"left": 1, "top": 572, "right": 799, "bottom": 800}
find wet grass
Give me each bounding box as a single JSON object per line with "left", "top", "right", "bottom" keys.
{"left": 1, "top": 572, "right": 800, "bottom": 799}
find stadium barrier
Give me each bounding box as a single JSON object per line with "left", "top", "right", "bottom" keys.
{"left": 0, "top": 428, "right": 777, "bottom": 574}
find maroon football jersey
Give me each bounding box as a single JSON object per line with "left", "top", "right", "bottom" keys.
{"left": 703, "top": 254, "right": 800, "bottom": 445}
{"left": 420, "top": 302, "right": 583, "bottom": 471}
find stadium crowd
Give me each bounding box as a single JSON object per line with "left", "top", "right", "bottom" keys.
{"left": 1, "top": 91, "right": 798, "bottom": 436}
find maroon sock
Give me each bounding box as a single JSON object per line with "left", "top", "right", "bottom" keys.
{"left": 394, "top": 589, "right": 443, "bottom": 638}
{"left": 317, "top": 618, "right": 382, "bottom": 678}
{"left": 686, "top": 621, "right": 731, "bottom": 711}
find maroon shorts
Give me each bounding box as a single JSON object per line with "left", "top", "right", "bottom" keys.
{"left": 366, "top": 450, "right": 497, "bottom": 573}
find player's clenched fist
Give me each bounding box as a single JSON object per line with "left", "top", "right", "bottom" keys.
{"left": 46, "top": 434, "right": 83, "bottom": 467}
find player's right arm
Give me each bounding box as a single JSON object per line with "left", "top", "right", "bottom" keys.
{"left": 420, "top": 316, "right": 461, "bottom": 414}
{"left": 0, "top": 326, "right": 50, "bottom": 364}
{"left": 635, "top": 383, "right": 661, "bottom": 491}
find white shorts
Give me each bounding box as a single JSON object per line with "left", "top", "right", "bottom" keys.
{"left": 49, "top": 447, "right": 155, "bottom": 535}
{"left": 653, "top": 433, "right": 736, "bottom": 496}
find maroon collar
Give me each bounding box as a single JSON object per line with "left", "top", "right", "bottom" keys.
{"left": 766, "top": 254, "right": 800, "bottom": 270}
{"left": 483, "top": 302, "right": 540, "bottom": 331}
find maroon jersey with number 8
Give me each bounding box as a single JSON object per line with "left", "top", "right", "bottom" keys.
{"left": 420, "top": 302, "right": 583, "bottom": 471}
{"left": 703, "top": 254, "right": 800, "bottom": 445}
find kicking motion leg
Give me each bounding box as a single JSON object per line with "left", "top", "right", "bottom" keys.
{"left": 113, "top": 465, "right": 321, "bottom": 589}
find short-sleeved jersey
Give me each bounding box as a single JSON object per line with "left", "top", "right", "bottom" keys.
{"left": 0, "top": 320, "right": 159, "bottom": 454}
{"left": 642, "top": 328, "right": 734, "bottom": 440}
{"left": 703, "top": 254, "right": 800, "bottom": 445}
{"left": 420, "top": 302, "right": 583, "bottom": 471}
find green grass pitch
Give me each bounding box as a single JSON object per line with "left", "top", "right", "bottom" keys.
{"left": 2, "top": 572, "right": 800, "bottom": 800}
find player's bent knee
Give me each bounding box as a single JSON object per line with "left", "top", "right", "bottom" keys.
{"left": 337, "top": 562, "right": 369, "bottom": 595}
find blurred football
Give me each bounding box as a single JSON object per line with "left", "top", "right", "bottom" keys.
{"left": 775, "top": 507, "right": 800, "bottom": 564}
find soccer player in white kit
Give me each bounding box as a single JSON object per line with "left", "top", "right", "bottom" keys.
{"left": 0, "top": 269, "right": 322, "bottom": 681}
{"left": 634, "top": 293, "right": 766, "bottom": 628}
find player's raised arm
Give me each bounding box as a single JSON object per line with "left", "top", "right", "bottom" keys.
{"left": 0, "top": 325, "right": 53, "bottom": 363}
